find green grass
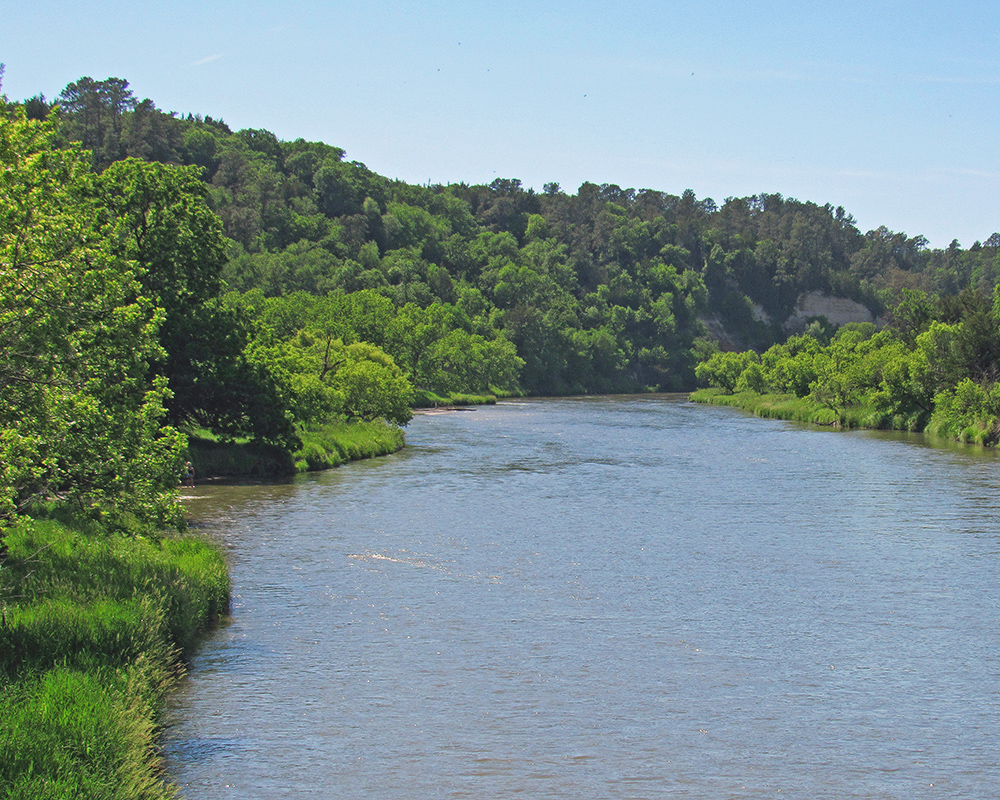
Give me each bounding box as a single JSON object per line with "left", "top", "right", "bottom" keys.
{"left": 186, "top": 419, "right": 406, "bottom": 479}
{"left": 412, "top": 389, "right": 498, "bottom": 408}
{"left": 294, "top": 419, "right": 405, "bottom": 472}
{"left": 690, "top": 388, "right": 841, "bottom": 426}
{"left": 0, "top": 512, "right": 230, "bottom": 799}
{"left": 0, "top": 664, "right": 174, "bottom": 800}
{"left": 688, "top": 387, "right": 905, "bottom": 428}
{"left": 690, "top": 388, "right": 931, "bottom": 434}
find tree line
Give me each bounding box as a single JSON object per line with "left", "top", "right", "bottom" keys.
{"left": 22, "top": 75, "right": 996, "bottom": 404}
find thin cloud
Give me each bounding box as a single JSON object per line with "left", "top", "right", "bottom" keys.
{"left": 192, "top": 54, "right": 223, "bottom": 66}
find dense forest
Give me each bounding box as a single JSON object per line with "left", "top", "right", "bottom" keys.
{"left": 18, "top": 75, "right": 1000, "bottom": 404}
{"left": 694, "top": 286, "right": 1000, "bottom": 445}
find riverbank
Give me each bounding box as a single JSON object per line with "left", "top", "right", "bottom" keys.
{"left": 690, "top": 387, "right": 845, "bottom": 426}
{"left": 0, "top": 415, "right": 410, "bottom": 797}
{"left": 689, "top": 387, "right": 997, "bottom": 445}
{"left": 187, "top": 418, "right": 406, "bottom": 480}
{"left": 0, "top": 508, "right": 229, "bottom": 799}
{"left": 412, "top": 390, "right": 500, "bottom": 408}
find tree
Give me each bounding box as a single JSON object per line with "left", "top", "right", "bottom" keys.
{"left": 93, "top": 159, "right": 293, "bottom": 446}
{"left": 57, "top": 76, "right": 136, "bottom": 168}
{"left": 416, "top": 329, "right": 523, "bottom": 395}
{"left": 263, "top": 333, "right": 413, "bottom": 425}
{"left": 0, "top": 101, "right": 183, "bottom": 525}
{"left": 695, "top": 351, "right": 760, "bottom": 393}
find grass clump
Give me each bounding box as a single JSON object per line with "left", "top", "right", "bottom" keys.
{"left": 412, "top": 389, "right": 498, "bottom": 408}
{"left": 691, "top": 388, "right": 843, "bottom": 426}
{"left": 689, "top": 387, "right": 917, "bottom": 430}
{"left": 0, "top": 511, "right": 230, "bottom": 799}
{"left": 294, "top": 419, "right": 405, "bottom": 472}
{"left": 185, "top": 418, "right": 406, "bottom": 479}
{"left": 0, "top": 663, "right": 173, "bottom": 800}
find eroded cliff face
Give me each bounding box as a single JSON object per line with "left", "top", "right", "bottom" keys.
{"left": 700, "top": 292, "right": 880, "bottom": 352}
{"left": 782, "top": 292, "right": 877, "bottom": 333}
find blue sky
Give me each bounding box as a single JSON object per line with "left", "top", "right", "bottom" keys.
{"left": 3, "top": 0, "right": 998, "bottom": 248}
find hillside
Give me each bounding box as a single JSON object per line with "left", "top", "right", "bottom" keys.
{"left": 14, "top": 76, "right": 1000, "bottom": 395}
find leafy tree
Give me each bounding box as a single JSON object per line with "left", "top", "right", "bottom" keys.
{"left": 0, "top": 101, "right": 182, "bottom": 525}
{"left": 56, "top": 76, "right": 136, "bottom": 168}
{"left": 761, "top": 335, "right": 822, "bottom": 396}
{"left": 333, "top": 342, "right": 414, "bottom": 424}
{"left": 695, "top": 351, "right": 760, "bottom": 393}
{"left": 94, "top": 158, "right": 297, "bottom": 447}
{"left": 262, "top": 332, "right": 413, "bottom": 425}
{"left": 416, "top": 329, "right": 523, "bottom": 395}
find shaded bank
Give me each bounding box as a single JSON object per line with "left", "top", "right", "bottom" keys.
{"left": 187, "top": 419, "right": 406, "bottom": 480}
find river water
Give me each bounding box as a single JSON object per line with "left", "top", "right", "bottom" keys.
{"left": 163, "top": 396, "right": 1000, "bottom": 799}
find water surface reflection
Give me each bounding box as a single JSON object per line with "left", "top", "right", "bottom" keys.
{"left": 165, "top": 397, "right": 1000, "bottom": 799}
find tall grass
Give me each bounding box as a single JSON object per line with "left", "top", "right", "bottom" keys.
{"left": 0, "top": 512, "right": 229, "bottom": 799}
{"left": 295, "top": 419, "right": 405, "bottom": 472}
{"left": 186, "top": 419, "right": 405, "bottom": 479}
{"left": 690, "top": 388, "right": 930, "bottom": 434}
{"left": 0, "top": 664, "right": 175, "bottom": 800}
{"left": 412, "top": 389, "right": 498, "bottom": 408}
{"left": 690, "top": 388, "right": 841, "bottom": 426}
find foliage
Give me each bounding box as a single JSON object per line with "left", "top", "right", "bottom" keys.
{"left": 693, "top": 287, "right": 1000, "bottom": 445}
{"left": 928, "top": 379, "right": 1000, "bottom": 445}
{"left": 0, "top": 101, "right": 183, "bottom": 526}
{"left": 95, "top": 157, "right": 298, "bottom": 448}
{"left": 695, "top": 350, "right": 760, "bottom": 393}
{"left": 18, "top": 73, "right": 1000, "bottom": 422}
{"left": 31, "top": 75, "right": 1000, "bottom": 401}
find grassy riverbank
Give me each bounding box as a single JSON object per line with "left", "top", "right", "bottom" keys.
{"left": 293, "top": 419, "right": 406, "bottom": 472}
{"left": 0, "top": 509, "right": 229, "bottom": 799}
{"left": 690, "top": 387, "right": 943, "bottom": 437}
{"left": 412, "top": 390, "right": 499, "bottom": 408}
{"left": 690, "top": 387, "right": 846, "bottom": 426}
{"left": 187, "top": 418, "right": 406, "bottom": 480}
{"left": 689, "top": 387, "right": 926, "bottom": 431}
{"left": 0, "top": 418, "right": 407, "bottom": 797}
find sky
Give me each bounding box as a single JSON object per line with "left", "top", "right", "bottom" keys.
{"left": 2, "top": 0, "right": 998, "bottom": 248}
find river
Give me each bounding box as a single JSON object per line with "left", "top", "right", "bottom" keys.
{"left": 163, "top": 396, "right": 1000, "bottom": 799}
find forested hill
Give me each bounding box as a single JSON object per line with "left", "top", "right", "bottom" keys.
{"left": 17, "top": 76, "right": 1000, "bottom": 396}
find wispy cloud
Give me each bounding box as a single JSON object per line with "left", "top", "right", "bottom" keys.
{"left": 192, "top": 54, "right": 223, "bottom": 66}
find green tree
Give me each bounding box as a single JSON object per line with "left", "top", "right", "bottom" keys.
{"left": 95, "top": 158, "right": 297, "bottom": 448}
{"left": 56, "top": 76, "right": 136, "bottom": 168}
{"left": 695, "top": 351, "right": 760, "bottom": 393}
{"left": 266, "top": 333, "right": 413, "bottom": 425}
{"left": 0, "top": 101, "right": 183, "bottom": 525}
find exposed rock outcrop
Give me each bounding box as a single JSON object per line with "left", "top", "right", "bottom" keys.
{"left": 782, "top": 292, "right": 876, "bottom": 333}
